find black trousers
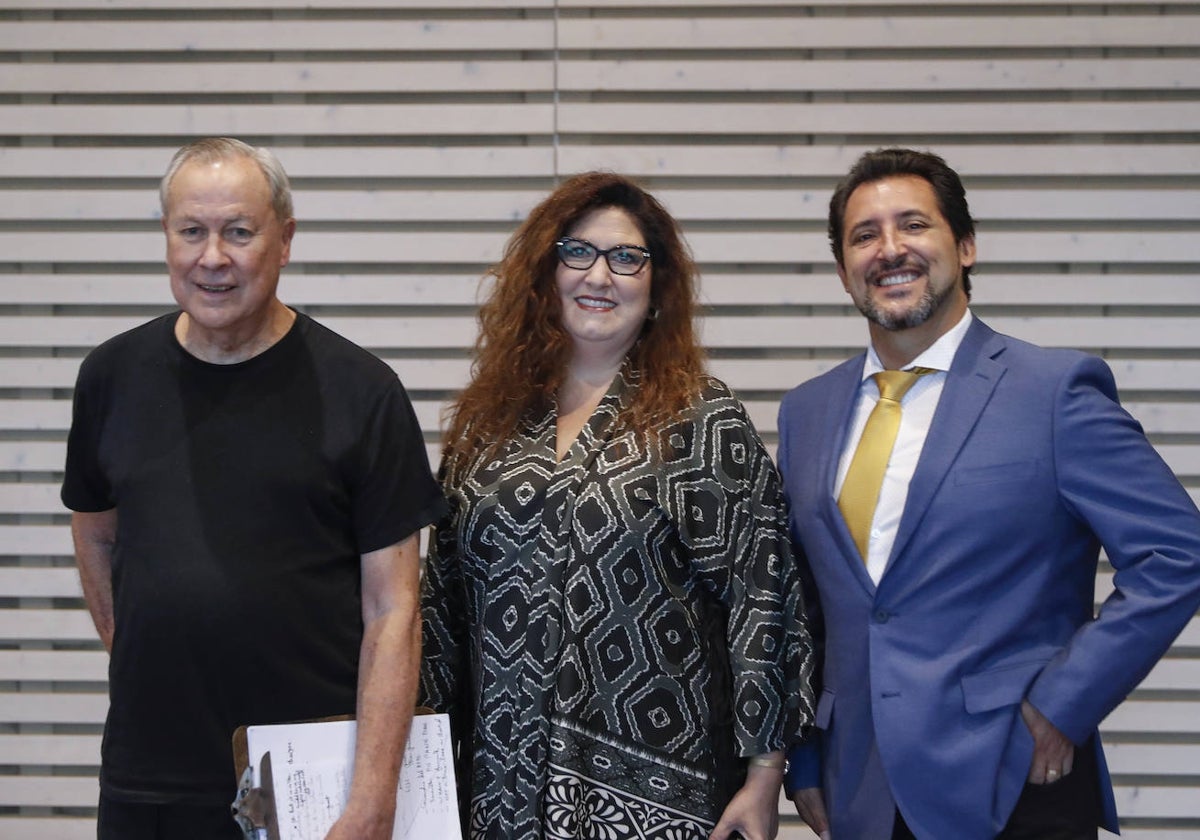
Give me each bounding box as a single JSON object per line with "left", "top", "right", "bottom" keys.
{"left": 98, "top": 793, "right": 244, "bottom": 840}
{"left": 892, "top": 738, "right": 1102, "bottom": 840}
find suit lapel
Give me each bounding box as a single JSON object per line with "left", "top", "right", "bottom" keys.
{"left": 888, "top": 319, "right": 1009, "bottom": 568}
{"left": 815, "top": 354, "right": 880, "bottom": 591}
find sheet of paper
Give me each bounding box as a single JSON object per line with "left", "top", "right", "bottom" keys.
{"left": 246, "top": 715, "right": 462, "bottom": 840}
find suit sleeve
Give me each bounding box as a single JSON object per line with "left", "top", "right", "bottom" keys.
{"left": 1027, "top": 355, "right": 1200, "bottom": 742}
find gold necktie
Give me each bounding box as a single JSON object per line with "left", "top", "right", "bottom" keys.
{"left": 838, "top": 368, "right": 933, "bottom": 561}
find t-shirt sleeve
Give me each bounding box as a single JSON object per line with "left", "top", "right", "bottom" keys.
{"left": 349, "top": 375, "right": 447, "bottom": 554}
{"left": 61, "top": 352, "right": 116, "bottom": 513}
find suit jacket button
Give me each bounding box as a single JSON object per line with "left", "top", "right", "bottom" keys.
{"left": 873, "top": 609, "right": 890, "bottom": 623}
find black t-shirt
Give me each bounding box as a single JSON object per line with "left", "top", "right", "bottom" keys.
{"left": 62, "top": 311, "right": 445, "bottom": 805}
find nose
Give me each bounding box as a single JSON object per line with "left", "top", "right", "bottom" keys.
{"left": 199, "top": 233, "right": 229, "bottom": 269}
{"left": 582, "top": 254, "right": 613, "bottom": 286}
{"left": 878, "top": 225, "right": 907, "bottom": 262}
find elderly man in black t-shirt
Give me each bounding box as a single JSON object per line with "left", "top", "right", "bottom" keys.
{"left": 62, "top": 137, "right": 446, "bottom": 840}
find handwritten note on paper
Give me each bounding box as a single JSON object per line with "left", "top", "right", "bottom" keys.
{"left": 245, "top": 715, "right": 462, "bottom": 840}
{"left": 279, "top": 761, "right": 349, "bottom": 839}
{"left": 394, "top": 714, "right": 460, "bottom": 838}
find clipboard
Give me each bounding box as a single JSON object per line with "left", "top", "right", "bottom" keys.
{"left": 231, "top": 713, "right": 352, "bottom": 840}
{"left": 230, "top": 708, "right": 460, "bottom": 840}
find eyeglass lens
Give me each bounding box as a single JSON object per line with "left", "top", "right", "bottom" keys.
{"left": 556, "top": 238, "right": 649, "bottom": 275}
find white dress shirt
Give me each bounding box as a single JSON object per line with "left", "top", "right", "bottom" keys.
{"left": 835, "top": 310, "right": 974, "bottom": 583}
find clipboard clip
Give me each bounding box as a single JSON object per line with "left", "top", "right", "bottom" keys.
{"left": 231, "top": 754, "right": 279, "bottom": 840}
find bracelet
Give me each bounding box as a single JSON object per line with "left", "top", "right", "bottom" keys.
{"left": 748, "top": 754, "right": 786, "bottom": 769}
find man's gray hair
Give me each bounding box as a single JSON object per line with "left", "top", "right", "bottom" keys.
{"left": 160, "top": 137, "right": 293, "bottom": 222}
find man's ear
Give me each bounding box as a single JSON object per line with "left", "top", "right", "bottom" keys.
{"left": 279, "top": 218, "right": 297, "bottom": 267}
{"left": 958, "top": 234, "right": 977, "bottom": 269}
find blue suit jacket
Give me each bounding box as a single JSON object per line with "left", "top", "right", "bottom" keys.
{"left": 778, "top": 318, "right": 1200, "bottom": 839}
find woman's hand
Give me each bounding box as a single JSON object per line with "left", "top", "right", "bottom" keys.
{"left": 709, "top": 753, "right": 785, "bottom": 840}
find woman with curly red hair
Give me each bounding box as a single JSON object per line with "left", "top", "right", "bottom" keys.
{"left": 420, "top": 172, "right": 814, "bottom": 840}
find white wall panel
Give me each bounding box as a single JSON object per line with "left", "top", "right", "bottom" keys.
{"left": 3, "top": 1, "right": 1197, "bottom": 836}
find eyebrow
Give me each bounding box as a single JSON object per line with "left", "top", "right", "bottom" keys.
{"left": 174, "top": 214, "right": 255, "bottom": 226}
{"left": 848, "top": 208, "right": 932, "bottom": 232}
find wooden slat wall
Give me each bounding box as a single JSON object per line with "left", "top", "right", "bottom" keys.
{"left": 2, "top": 2, "right": 1198, "bottom": 837}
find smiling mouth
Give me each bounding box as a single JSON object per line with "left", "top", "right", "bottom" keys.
{"left": 875, "top": 270, "right": 919, "bottom": 288}
{"left": 198, "top": 283, "right": 234, "bottom": 293}
{"left": 575, "top": 295, "right": 615, "bottom": 310}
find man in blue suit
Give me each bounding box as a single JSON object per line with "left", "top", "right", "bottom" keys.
{"left": 778, "top": 148, "right": 1200, "bottom": 839}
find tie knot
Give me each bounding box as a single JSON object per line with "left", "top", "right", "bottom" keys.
{"left": 873, "top": 367, "right": 934, "bottom": 402}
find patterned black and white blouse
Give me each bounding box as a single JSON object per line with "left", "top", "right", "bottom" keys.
{"left": 420, "top": 369, "right": 815, "bottom": 839}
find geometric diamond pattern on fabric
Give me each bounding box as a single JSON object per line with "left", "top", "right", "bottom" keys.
{"left": 420, "top": 370, "right": 816, "bottom": 838}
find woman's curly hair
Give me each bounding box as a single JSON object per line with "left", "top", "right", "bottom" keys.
{"left": 442, "top": 171, "right": 707, "bottom": 476}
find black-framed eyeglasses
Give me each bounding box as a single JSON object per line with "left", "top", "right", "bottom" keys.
{"left": 555, "top": 237, "right": 651, "bottom": 276}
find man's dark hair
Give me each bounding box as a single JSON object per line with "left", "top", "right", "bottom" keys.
{"left": 828, "top": 148, "right": 976, "bottom": 295}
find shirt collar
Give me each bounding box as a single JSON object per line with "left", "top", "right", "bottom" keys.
{"left": 862, "top": 309, "right": 974, "bottom": 380}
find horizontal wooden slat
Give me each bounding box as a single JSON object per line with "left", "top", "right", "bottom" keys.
{"left": 0, "top": 0, "right": 552, "bottom": 7}
{"left": 7, "top": 187, "right": 1200, "bottom": 223}
{"left": 6, "top": 103, "right": 1200, "bottom": 140}
{"left": 556, "top": 102, "right": 1200, "bottom": 136}
{"left": 560, "top": 58, "right": 1200, "bottom": 92}
{"left": 1137, "top": 659, "right": 1200, "bottom": 693}
{"left": 0, "top": 609, "right": 100, "bottom": 641}
{"left": 0, "top": 568, "right": 82, "bottom": 599}
{"left": 6, "top": 16, "right": 1197, "bottom": 53}
{"left": 6, "top": 61, "right": 553, "bottom": 94}
{"left": 1103, "top": 700, "right": 1200, "bottom": 734}
{"left": 0, "top": 401, "right": 72, "bottom": 430}
{"left": 570, "top": 0, "right": 1197, "bottom": 7}
{"left": 1104, "top": 742, "right": 1200, "bottom": 776}
{"left": 2, "top": 104, "right": 554, "bottom": 136}
{"left": 0, "top": 0, "right": 1192, "bottom": 8}
{"left": 0, "top": 146, "right": 555, "bottom": 178}
{"left": 0, "top": 20, "right": 553, "bottom": 52}
{"left": 0, "top": 650, "right": 108, "bottom": 681}
{"left": 562, "top": 143, "right": 1200, "bottom": 178}
{"left": 9, "top": 58, "right": 1198, "bottom": 95}
{"left": 0, "top": 819, "right": 94, "bottom": 840}
{"left": 1114, "top": 786, "right": 1200, "bottom": 819}
{"left": 0, "top": 446, "right": 75, "bottom": 475}
{"left": 0, "top": 484, "right": 65, "bottom": 514}
{"left": 557, "top": 16, "right": 1200, "bottom": 49}
{"left": 0, "top": 691, "right": 106, "bottom": 724}
{"left": 0, "top": 734, "right": 101, "bottom": 765}
{"left": 0, "top": 775, "right": 100, "bottom": 808}
{"left": 4, "top": 144, "right": 1197, "bottom": 180}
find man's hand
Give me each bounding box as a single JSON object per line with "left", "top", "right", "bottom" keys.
{"left": 1021, "top": 699, "right": 1075, "bottom": 785}
{"left": 791, "top": 786, "right": 831, "bottom": 839}
{"left": 324, "top": 805, "right": 394, "bottom": 840}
